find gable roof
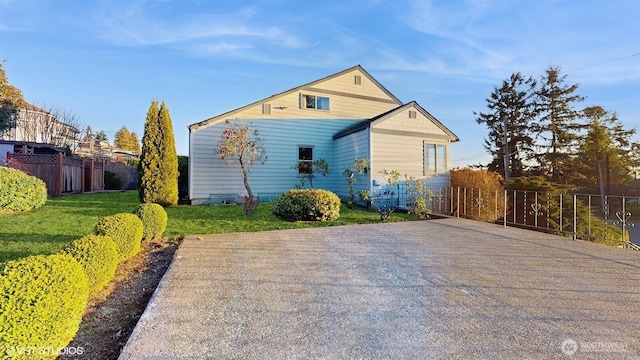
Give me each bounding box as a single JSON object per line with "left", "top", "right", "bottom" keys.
{"left": 332, "top": 101, "right": 459, "bottom": 142}
{"left": 188, "top": 65, "right": 402, "bottom": 132}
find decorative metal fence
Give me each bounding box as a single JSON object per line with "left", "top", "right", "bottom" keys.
{"left": 392, "top": 182, "right": 639, "bottom": 250}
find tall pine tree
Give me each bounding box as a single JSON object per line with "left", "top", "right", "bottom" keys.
{"left": 573, "top": 106, "right": 637, "bottom": 193}
{"left": 475, "top": 72, "right": 538, "bottom": 180}
{"left": 532, "top": 66, "right": 584, "bottom": 183}
{"left": 138, "top": 101, "right": 178, "bottom": 206}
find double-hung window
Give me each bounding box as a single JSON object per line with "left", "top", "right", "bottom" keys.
{"left": 424, "top": 142, "right": 447, "bottom": 174}
{"left": 298, "top": 146, "right": 313, "bottom": 174}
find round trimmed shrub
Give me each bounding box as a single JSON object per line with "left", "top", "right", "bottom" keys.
{"left": 95, "top": 213, "right": 144, "bottom": 261}
{"left": 61, "top": 234, "right": 119, "bottom": 293}
{"left": 0, "top": 166, "right": 47, "bottom": 212}
{"left": 0, "top": 254, "right": 89, "bottom": 358}
{"left": 273, "top": 189, "right": 340, "bottom": 221}
{"left": 135, "top": 203, "right": 168, "bottom": 240}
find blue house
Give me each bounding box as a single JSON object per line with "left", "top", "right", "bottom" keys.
{"left": 188, "top": 65, "right": 459, "bottom": 205}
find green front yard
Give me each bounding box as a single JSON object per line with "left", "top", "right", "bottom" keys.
{"left": 0, "top": 191, "right": 420, "bottom": 264}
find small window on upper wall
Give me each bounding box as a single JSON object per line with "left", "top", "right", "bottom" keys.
{"left": 354, "top": 75, "right": 362, "bottom": 85}
{"left": 408, "top": 110, "right": 417, "bottom": 119}
{"left": 262, "top": 103, "right": 271, "bottom": 115}
{"left": 301, "top": 94, "right": 330, "bottom": 110}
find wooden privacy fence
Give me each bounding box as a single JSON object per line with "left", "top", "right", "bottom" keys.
{"left": 6, "top": 152, "right": 104, "bottom": 196}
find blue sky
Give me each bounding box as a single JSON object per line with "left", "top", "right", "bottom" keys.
{"left": 1, "top": 0, "right": 639, "bottom": 166}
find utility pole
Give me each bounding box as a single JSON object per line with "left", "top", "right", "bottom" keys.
{"left": 503, "top": 116, "right": 510, "bottom": 182}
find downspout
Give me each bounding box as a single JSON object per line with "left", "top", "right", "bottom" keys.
{"left": 368, "top": 125, "right": 373, "bottom": 194}
{"left": 188, "top": 127, "right": 193, "bottom": 203}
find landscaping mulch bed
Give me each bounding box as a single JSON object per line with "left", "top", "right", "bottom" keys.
{"left": 60, "top": 236, "right": 179, "bottom": 359}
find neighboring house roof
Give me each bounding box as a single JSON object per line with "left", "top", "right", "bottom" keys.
{"left": 188, "top": 65, "right": 403, "bottom": 132}
{"left": 0, "top": 140, "right": 66, "bottom": 154}
{"left": 21, "top": 102, "right": 50, "bottom": 114}
{"left": 332, "top": 101, "right": 460, "bottom": 142}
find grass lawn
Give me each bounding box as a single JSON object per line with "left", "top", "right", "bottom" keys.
{"left": 0, "top": 191, "right": 421, "bottom": 264}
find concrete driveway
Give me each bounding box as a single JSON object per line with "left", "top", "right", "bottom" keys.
{"left": 120, "top": 218, "right": 639, "bottom": 359}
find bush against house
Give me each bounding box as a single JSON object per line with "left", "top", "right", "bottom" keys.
{"left": 273, "top": 189, "right": 340, "bottom": 221}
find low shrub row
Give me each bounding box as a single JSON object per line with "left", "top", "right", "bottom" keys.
{"left": 0, "top": 166, "right": 47, "bottom": 213}
{"left": 0, "top": 202, "right": 168, "bottom": 357}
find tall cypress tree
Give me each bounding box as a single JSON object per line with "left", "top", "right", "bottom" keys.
{"left": 138, "top": 101, "right": 178, "bottom": 206}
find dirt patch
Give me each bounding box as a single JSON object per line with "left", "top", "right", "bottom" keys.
{"left": 60, "top": 236, "right": 180, "bottom": 359}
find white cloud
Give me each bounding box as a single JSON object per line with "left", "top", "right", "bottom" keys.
{"left": 93, "top": 2, "right": 308, "bottom": 54}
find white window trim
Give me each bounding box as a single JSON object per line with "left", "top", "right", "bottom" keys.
{"left": 299, "top": 93, "right": 330, "bottom": 111}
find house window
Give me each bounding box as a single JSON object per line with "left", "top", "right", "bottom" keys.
{"left": 262, "top": 103, "right": 271, "bottom": 115}
{"left": 301, "top": 94, "right": 330, "bottom": 110}
{"left": 354, "top": 75, "right": 362, "bottom": 85}
{"left": 408, "top": 110, "right": 417, "bottom": 119}
{"left": 298, "top": 146, "right": 313, "bottom": 174}
{"left": 424, "top": 142, "right": 447, "bottom": 174}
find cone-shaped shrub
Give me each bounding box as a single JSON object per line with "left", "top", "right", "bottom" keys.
{"left": 138, "top": 100, "right": 179, "bottom": 206}
{"left": 61, "top": 234, "right": 119, "bottom": 293}
{"left": 135, "top": 203, "right": 168, "bottom": 240}
{"left": 0, "top": 254, "right": 89, "bottom": 358}
{"left": 0, "top": 166, "right": 47, "bottom": 212}
{"left": 95, "top": 213, "right": 144, "bottom": 261}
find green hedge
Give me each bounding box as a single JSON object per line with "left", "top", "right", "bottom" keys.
{"left": 0, "top": 166, "right": 47, "bottom": 212}
{"left": 273, "top": 189, "right": 341, "bottom": 221}
{"left": 0, "top": 254, "right": 89, "bottom": 359}
{"left": 95, "top": 213, "right": 144, "bottom": 261}
{"left": 135, "top": 203, "right": 168, "bottom": 240}
{"left": 61, "top": 234, "right": 119, "bottom": 293}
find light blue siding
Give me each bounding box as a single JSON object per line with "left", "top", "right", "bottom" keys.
{"left": 333, "top": 129, "right": 370, "bottom": 200}
{"left": 190, "top": 119, "right": 362, "bottom": 203}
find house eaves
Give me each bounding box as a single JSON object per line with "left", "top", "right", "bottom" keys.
{"left": 333, "top": 101, "right": 460, "bottom": 142}
{"left": 188, "top": 65, "right": 403, "bottom": 133}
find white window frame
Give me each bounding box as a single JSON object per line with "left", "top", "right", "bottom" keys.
{"left": 300, "top": 94, "right": 330, "bottom": 111}
{"left": 424, "top": 142, "right": 447, "bottom": 174}
{"left": 297, "top": 145, "right": 314, "bottom": 175}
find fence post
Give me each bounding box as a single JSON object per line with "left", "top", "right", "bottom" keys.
{"left": 456, "top": 187, "right": 460, "bottom": 218}
{"left": 55, "top": 153, "right": 63, "bottom": 196}
{"left": 81, "top": 158, "right": 86, "bottom": 193}
{"left": 573, "top": 194, "right": 577, "bottom": 240}
{"left": 503, "top": 190, "right": 507, "bottom": 228}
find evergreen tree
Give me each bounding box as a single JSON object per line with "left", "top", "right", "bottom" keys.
{"left": 573, "top": 106, "right": 637, "bottom": 193}
{"left": 475, "top": 72, "right": 538, "bottom": 180}
{"left": 95, "top": 130, "right": 108, "bottom": 142}
{"left": 532, "top": 66, "right": 585, "bottom": 183}
{"left": 0, "top": 62, "right": 25, "bottom": 133}
{"left": 114, "top": 126, "right": 141, "bottom": 152}
{"left": 138, "top": 101, "right": 179, "bottom": 206}
{"left": 129, "top": 131, "right": 141, "bottom": 153}
{"left": 114, "top": 126, "right": 131, "bottom": 149}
